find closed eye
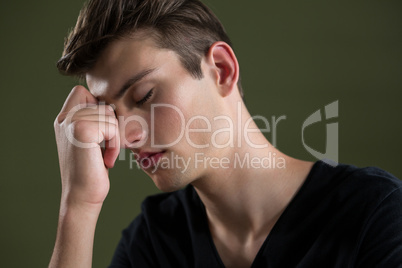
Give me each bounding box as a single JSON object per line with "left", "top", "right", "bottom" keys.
{"left": 136, "top": 88, "right": 154, "bottom": 106}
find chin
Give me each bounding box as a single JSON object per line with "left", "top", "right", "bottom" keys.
{"left": 149, "top": 172, "right": 187, "bottom": 193}
{"left": 155, "top": 180, "right": 185, "bottom": 193}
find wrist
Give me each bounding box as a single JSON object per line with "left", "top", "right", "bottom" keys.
{"left": 50, "top": 196, "right": 101, "bottom": 268}
{"left": 59, "top": 195, "right": 103, "bottom": 219}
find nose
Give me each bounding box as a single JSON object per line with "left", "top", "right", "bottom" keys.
{"left": 117, "top": 110, "right": 149, "bottom": 149}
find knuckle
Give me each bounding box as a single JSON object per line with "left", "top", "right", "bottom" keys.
{"left": 99, "top": 105, "right": 116, "bottom": 116}
{"left": 54, "top": 117, "right": 60, "bottom": 128}
{"left": 71, "top": 120, "right": 93, "bottom": 141}
{"left": 109, "top": 116, "right": 119, "bottom": 125}
{"left": 55, "top": 112, "right": 66, "bottom": 126}
{"left": 71, "top": 85, "right": 86, "bottom": 95}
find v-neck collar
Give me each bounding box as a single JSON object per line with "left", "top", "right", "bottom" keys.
{"left": 192, "top": 161, "right": 320, "bottom": 267}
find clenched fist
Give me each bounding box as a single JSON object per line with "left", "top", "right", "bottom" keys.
{"left": 54, "top": 85, "right": 120, "bottom": 206}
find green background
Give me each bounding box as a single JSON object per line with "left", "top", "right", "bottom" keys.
{"left": 1, "top": 0, "right": 401, "bottom": 266}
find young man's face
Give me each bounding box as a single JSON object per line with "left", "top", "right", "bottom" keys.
{"left": 86, "top": 36, "right": 230, "bottom": 191}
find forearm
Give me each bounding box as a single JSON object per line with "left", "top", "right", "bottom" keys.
{"left": 50, "top": 86, "right": 119, "bottom": 267}
{"left": 49, "top": 200, "right": 102, "bottom": 268}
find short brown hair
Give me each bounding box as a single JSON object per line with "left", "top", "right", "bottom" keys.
{"left": 57, "top": 0, "right": 243, "bottom": 96}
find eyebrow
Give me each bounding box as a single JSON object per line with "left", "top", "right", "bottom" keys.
{"left": 113, "top": 68, "right": 156, "bottom": 99}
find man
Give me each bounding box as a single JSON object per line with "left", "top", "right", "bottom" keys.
{"left": 49, "top": 0, "right": 402, "bottom": 267}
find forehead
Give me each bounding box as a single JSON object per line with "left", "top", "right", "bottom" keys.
{"left": 86, "top": 36, "right": 176, "bottom": 97}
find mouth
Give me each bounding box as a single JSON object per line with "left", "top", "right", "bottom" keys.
{"left": 136, "top": 150, "right": 166, "bottom": 169}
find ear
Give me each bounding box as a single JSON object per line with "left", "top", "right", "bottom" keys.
{"left": 206, "top": 42, "right": 239, "bottom": 97}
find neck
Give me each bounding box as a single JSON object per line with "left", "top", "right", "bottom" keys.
{"left": 191, "top": 100, "right": 314, "bottom": 241}
{"left": 193, "top": 152, "right": 312, "bottom": 238}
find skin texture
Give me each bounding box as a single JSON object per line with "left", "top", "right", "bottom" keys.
{"left": 49, "top": 35, "right": 313, "bottom": 268}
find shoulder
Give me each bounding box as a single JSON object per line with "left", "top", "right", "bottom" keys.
{"left": 288, "top": 161, "right": 402, "bottom": 266}
{"left": 331, "top": 164, "right": 402, "bottom": 266}
{"left": 297, "top": 161, "right": 402, "bottom": 231}
{"left": 309, "top": 161, "right": 402, "bottom": 201}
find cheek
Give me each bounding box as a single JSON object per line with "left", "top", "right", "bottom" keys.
{"left": 185, "top": 117, "right": 212, "bottom": 148}
{"left": 150, "top": 103, "right": 213, "bottom": 150}
{"left": 150, "top": 78, "right": 219, "bottom": 149}
{"left": 150, "top": 105, "right": 186, "bottom": 146}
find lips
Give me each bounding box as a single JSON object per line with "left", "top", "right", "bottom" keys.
{"left": 136, "top": 150, "right": 166, "bottom": 169}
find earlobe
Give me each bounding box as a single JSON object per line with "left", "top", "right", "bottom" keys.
{"left": 207, "top": 42, "right": 239, "bottom": 97}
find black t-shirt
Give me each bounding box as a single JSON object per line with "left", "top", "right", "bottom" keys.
{"left": 109, "top": 161, "right": 402, "bottom": 267}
